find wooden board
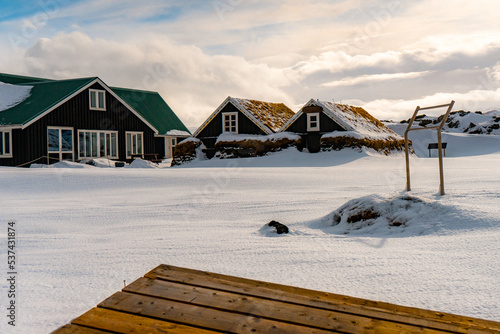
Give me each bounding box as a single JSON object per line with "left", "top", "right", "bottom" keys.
{"left": 53, "top": 264, "right": 500, "bottom": 333}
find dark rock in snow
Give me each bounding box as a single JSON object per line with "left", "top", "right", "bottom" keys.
{"left": 268, "top": 220, "right": 289, "bottom": 234}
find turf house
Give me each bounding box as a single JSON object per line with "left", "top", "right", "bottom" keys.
{"left": 280, "top": 99, "right": 405, "bottom": 153}
{"left": 190, "top": 96, "right": 295, "bottom": 159}
{"left": 0, "top": 73, "right": 190, "bottom": 167}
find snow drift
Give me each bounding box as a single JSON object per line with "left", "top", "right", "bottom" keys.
{"left": 313, "top": 194, "right": 495, "bottom": 237}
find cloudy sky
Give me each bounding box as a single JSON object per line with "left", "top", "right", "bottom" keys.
{"left": 1, "top": 0, "right": 500, "bottom": 128}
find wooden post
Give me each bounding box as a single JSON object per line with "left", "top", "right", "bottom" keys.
{"left": 437, "top": 101, "right": 455, "bottom": 195}
{"left": 404, "top": 106, "right": 420, "bottom": 192}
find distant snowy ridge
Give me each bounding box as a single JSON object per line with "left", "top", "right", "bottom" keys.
{"left": 0, "top": 81, "right": 33, "bottom": 112}
{"left": 395, "top": 110, "right": 500, "bottom": 135}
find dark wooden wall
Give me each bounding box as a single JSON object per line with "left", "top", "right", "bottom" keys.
{"left": 285, "top": 111, "right": 345, "bottom": 134}
{"left": 196, "top": 102, "right": 265, "bottom": 149}
{"left": 0, "top": 82, "right": 156, "bottom": 167}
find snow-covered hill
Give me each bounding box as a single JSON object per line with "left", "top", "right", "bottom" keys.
{"left": 393, "top": 110, "right": 500, "bottom": 135}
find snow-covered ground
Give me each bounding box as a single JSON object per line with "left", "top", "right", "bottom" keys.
{"left": 0, "top": 133, "right": 499, "bottom": 333}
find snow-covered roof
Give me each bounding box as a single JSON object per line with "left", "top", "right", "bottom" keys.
{"left": 232, "top": 98, "right": 295, "bottom": 133}
{"left": 166, "top": 129, "right": 191, "bottom": 137}
{"left": 0, "top": 81, "right": 33, "bottom": 112}
{"left": 281, "top": 99, "right": 401, "bottom": 139}
{"left": 193, "top": 96, "right": 295, "bottom": 137}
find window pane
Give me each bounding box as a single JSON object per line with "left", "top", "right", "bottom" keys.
{"left": 106, "top": 134, "right": 111, "bottom": 156}
{"left": 137, "top": 134, "right": 142, "bottom": 154}
{"left": 111, "top": 133, "right": 117, "bottom": 157}
{"left": 85, "top": 132, "right": 91, "bottom": 157}
{"left": 100, "top": 132, "right": 105, "bottom": 157}
{"left": 0, "top": 132, "right": 3, "bottom": 155}
{"left": 172, "top": 138, "right": 176, "bottom": 146}
{"left": 62, "top": 153, "right": 73, "bottom": 161}
{"left": 90, "top": 91, "right": 96, "bottom": 108}
{"left": 132, "top": 135, "right": 137, "bottom": 155}
{"left": 79, "top": 132, "right": 85, "bottom": 157}
{"left": 127, "top": 133, "right": 132, "bottom": 156}
{"left": 4, "top": 132, "right": 10, "bottom": 154}
{"left": 91, "top": 132, "right": 98, "bottom": 157}
{"left": 48, "top": 129, "right": 60, "bottom": 151}
{"left": 98, "top": 91, "right": 105, "bottom": 109}
{"left": 61, "top": 130, "right": 72, "bottom": 151}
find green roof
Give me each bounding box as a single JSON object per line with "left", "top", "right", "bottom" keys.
{"left": 111, "top": 86, "right": 190, "bottom": 135}
{"left": 0, "top": 73, "right": 189, "bottom": 135}
{"left": 0, "top": 76, "right": 96, "bottom": 126}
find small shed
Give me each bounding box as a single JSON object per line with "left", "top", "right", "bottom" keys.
{"left": 193, "top": 96, "right": 295, "bottom": 157}
{"left": 53, "top": 264, "right": 500, "bottom": 333}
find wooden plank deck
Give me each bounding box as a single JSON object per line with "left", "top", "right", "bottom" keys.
{"left": 53, "top": 264, "right": 500, "bottom": 333}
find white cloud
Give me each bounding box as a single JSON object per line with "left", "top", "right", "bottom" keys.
{"left": 321, "top": 71, "right": 432, "bottom": 87}
{"left": 19, "top": 32, "right": 294, "bottom": 128}
{"left": 347, "top": 88, "right": 500, "bottom": 121}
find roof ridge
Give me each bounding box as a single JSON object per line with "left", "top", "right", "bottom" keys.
{"left": 0, "top": 72, "right": 55, "bottom": 82}
{"left": 110, "top": 86, "right": 159, "bottom": 95}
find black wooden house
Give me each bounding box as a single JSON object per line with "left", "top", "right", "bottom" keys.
{"left": 279, "top": 99, "right": 348, "bottom": 153}
{"left": 0, "top": 73, "right": 189, "bottom": 167}
{"left": 192, "top": 96, "right": 295, "bottom": 157}
{"left": 280, "top": 98, "right": 402, "bottom": 153}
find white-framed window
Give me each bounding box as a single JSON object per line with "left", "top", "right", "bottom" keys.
{"left": 47, "top": 127, "right": 74, "bottom": 163}
{"left": 89, "top": 89, "right": 106, "bottom": 110}
{"left": 222, "top": 112, "right": 238, "bottom": 133}
{"left": 307, "top": 113, "right": 320, "bottom": 131}
{"left": 78, "top": 130, "right": 118, "bottom": 159}
{"left": 126, "top": 132, "right": 143, "bottom": 158}
{"left": 0, "top": 130, "right": 12, "bottom": 158}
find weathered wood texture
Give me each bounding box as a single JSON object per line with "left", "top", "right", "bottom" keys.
{"left": 53, "top": 264, "right": 500, "bottom": 334}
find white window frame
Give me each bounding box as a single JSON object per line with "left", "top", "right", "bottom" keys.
{"left": 164, "top": 136, "right": 177, "bottom": 159}
{"left": 126, "top": 131, "right": 144, "bottom": 158}
{"left": 78, "top": 130, "right": 118, "bottom": 160}
{"left": 0, "top": 129, "right": 13, "bottom": 158}
{"left": 222, "top": 112, "right": 238, "bottom": 134}
{"left": 307, "top": 113, "right": 320, "bottom": 131}
{"left": 47, "top": 126, "right": 74, "bottom": 163}
{"left": 89, "top": 89, "right": 106, "bottom": 111}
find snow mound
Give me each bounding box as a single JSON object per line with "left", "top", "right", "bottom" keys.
{"left": 216, "top": 132, "right": 301, "bottom": 143}
{"left": 30, "top": 161, "right": 95, "bottom": 168}
{"left": 79, "top": 158, "right": 117, "bottom": 168}
{"left": 125, "top": 158, "right": 161, "bottom": 168}
{"left": 313, "top": 194, "right": 494, "bottom": 237}
{"left": 0, "top": 81, "right": 33, "bottom": 111}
